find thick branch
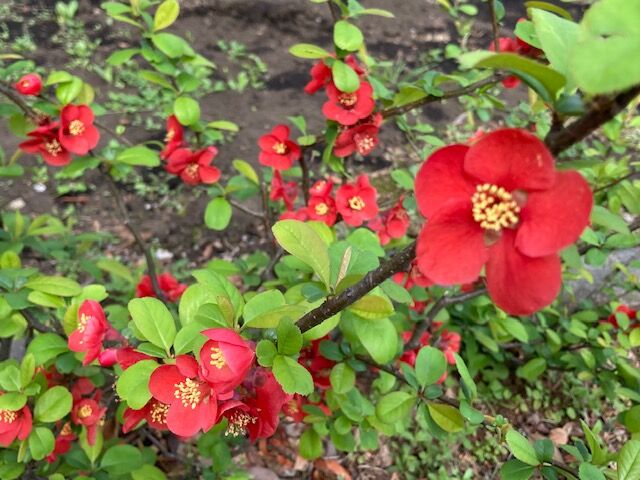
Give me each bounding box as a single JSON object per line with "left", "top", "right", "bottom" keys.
{"left": 545, "top": 85, "right": 640, "bottom": 155}
{"left": 298, "top": 242, "right": 416, "bottom": 332}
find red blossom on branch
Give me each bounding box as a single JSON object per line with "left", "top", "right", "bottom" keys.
{"left": 368, "top": 197, "right": 410, "bottom": 245}
{"left": 19, "top": 121, "right": 72, "bottom": 167}
{"left": 166, "top": 146, "right": 221, "bottom": 185}
{"left": 0, "top": 403, "right": 32, "bottom": 447}
{"left": 122, "top": 398, "right": 170, "bottom": 433}
{"left": 323, "top": 81, "right": 375, "bottom": 126}
{"left": 270, "top": 170, "right": 299, "bottom": 210}
{"left": 258, "top": 125, "right": 301, "bottom": 170}
{"left": 136, "top": 272, "right": 187, "bottom": 302}
{"left": 58, "top": 104, "right": 100, "bottom": 155}
{"left": 46, "top": 423, "right": 76, "bottom": 463}
{"left": 161, "top": 115, "right": 185, "bottom": 160}
{"left": 198, "top": 328, "right": 255, "bottom": 393}
{"left": 333, "top": 113, "right": 382, "bottom": 157}
{"left": 304, "top": 55, "right": 365, "bottom": 95}
{"left": 71, "top": 398, "right": 105, "bottom": 446}
{"left": 336, "top": 174, "right": 379, "bottom": 226}
{"left": 14, "top": 73, "right": 42, "bottom": 96}
{"left": 414, "top": 128, "right": 593, "bottom": 315}
{"left": 68, "top": 300, "right": 110, "bottom": 366}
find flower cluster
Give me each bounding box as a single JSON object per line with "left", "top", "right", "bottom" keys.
{"left": 135, "top": 272, "right": 187, "bottom": 303}
{"left": 70, "top": 378, "right": 106, "bottom": 446}
{"left": 414, "top": 128, "right": 592, "bottom": 315}
{"left": 19, "top": 104, "right": 100, "bottom": 167}
{"left": 160, "top": 115, "right": 221, "bottom": 185}
{"left": 603, "top": 305, "right": 639, "bottom": 330}
{"left": 400, "top": 323, "right": 462, "bottom": 383}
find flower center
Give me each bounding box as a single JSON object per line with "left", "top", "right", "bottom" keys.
{"left": 348, "top": 196, "right": 365, "bottom": 211}
{"left": 185, "top": 163, "right": 199, "bottom": 179}
{"left": 165, "top": 129, "right": 175, "bottom": 142}
{"left": 150, "top": 401, "right": 169, "bottom": 424}
{"left": 225, "top": 411, "right": 256, "bottom": 437}
{"left": 0, "top": 410, "right": 17, "bottom": 423}
{"left": 355, "top": 134, "right": 375, "bottom": 154}
{"left": 45, "top": 139, "right": 62, "bottom": 156}
{"left": 77, "top": 313, "right": 88, "bottom": 333}
{"left": 272, "top": 142, "right": 287, "bottom": 154}
{"left": 209, "top": 347, "right": 226, "bottom": 369}
{"left": 78, "top": 405, "right": 93, "bottom": 419}
{"left": 174, "top": 378, "right": 202, "bottom": 409}
{"left": 60, "top": 422, "right": 72, "bottom": 436}
{"left": 312, "top": 181, "right": 326, "bottom": 194}
{"left": 315, "top": 202, "right": 329, "bottom": 215}
{"left": 471, "top": 183, "right": 520, "bottom": 232}
{"left": 339, "top": 92, "right": 357, "bottom": 107}
{"left": 69, "top": 120, "right": 85, "bottom": 136}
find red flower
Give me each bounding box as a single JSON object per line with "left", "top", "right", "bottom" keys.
{"left": 304, "top": 55, "right": 365, "bottom": 95}
{"left": 58, "top": 104, "right": 100, "bottom": 155}
{"left": 19, "top": 121, "right": 72, "bottom": 167}
{"left": 198, "top": 329, "right": 255, "bottom": 393}
{"left": 218, "top": 368, "right": 287, "bottom": 441}
{"left": 369, "top": 197, "right": 409, "bottom": 245}
{"left": 336, "top": 175, "right": 379, "bottom": 226}
{"left": 414, "top": 129, "right": 592, "bottom": 315}
{"left": 437, "top": 330, "right": 461, "bottom": 365}
{"left": 71, "top": 398, "right": 105, "bottom": 446}
{"left": 136, "top": 272, "right": 187, "bottom": 302}
{"left": 166, "top": 146, "right": 221, "bottom": 185}
{"left": 283, "top": 394, "right": 331, "bottom": 422}
{"left": 161, "top": 115, "right": 185, "bottom": 160}
{"left": 309, "top": 179, "right": 334, "bottom": 198}
{"left": 15, "top": 73, "right": 42, "bottom": 96}
{"left": 258, "top": 125, "right": 301, "bottom": 170}
{"left": 116, "top": 347, "right": 153, "bottom": 370}
{"left": 393, "top": 261, "right": 433, "bottom": 290}
{"left": 279, "top": 208, "right": 309, "bottom": 222}
{"left": 298, "top": 339, "right": 335, "bottom": 389}
{"left": 270, "top": 171, "right": 299, "bottom": 210}
{"left": 46, "top": 423, "right": 76, "bottom": 463}
{"left": 323, "top": 81, "right": 375, "bottom": 126}
{"left": 307, "top": 195, "right": 338, "bottom": 226}
{"left": 122, "top": 398, "right": 169, "bottom": 433}
{"left": 604, "top": 305, "right": 638, "bottom": 329}
{"left": 149, "top": 355, "right": 218, "bottom": 437}
{"left": 0, "top": 403, "right": 32, "bottom": 447}
{"left": 68, "top": 300, "right": 110, "bottom": 366}
{"left": 334, "top": 113, "right": 382, "bottom": 157}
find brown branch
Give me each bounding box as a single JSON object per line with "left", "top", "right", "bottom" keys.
{"left": 299, "top": 151, "right": 311, "bottom": 205}
{"left": 0, "top": 80, "right": 41, "bottom": 122}
{"left": 487, "top": 0, "right": 500, "bottom": 52}
{"left": 328, "top": 1, "right": 341, "bottom": 22}
{"left": 406, "top": 288, "right": 487, "bottom": 351}
{"left": 229, "top": 199, "right": 263, "bottom": 218}
{"left": 545, "top": 85, "right": 640, "bottom": 156}
{"left": 593, "top": 168, "right": 640, "bottom": 193}
{"left": 100, "top": 164, "right": 166, "bottom": 302}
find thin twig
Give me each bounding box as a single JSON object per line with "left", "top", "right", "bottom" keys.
{"left": 228, "top": 199, "right": 263, "bottom": 218}
{"left": 487, "top": 0, "right": 500, "bottom": 52}
{"left": 100, "top": 164, "right": 166, "bottom": 302}
{"left": 299, "top": 151, "right": 311, "bottom": 205}
{"left": 327, "top": 1, "right": 341, "bottom": 22}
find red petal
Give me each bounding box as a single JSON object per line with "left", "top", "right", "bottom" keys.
{"left": 176, "top": 355, "right": 199, "bottom": 378}
{"left": 271, "top": 125, "right": 290, "bottom": 141}
{"left": 464, "top": 129, "right": 555, "bottom": 192}
{"left": 516, "top": 170, "right": 593, "bottom": 257}
{"left": 165, "top": 402, "right": 204, "bottom": 437}
{"left": 486, "top": 229, "right": 562, "bottom": 315}
{"left": 199, "top": 166, "right": 221, "bottom": 184}
{"left": 149, "top": 365, "right": 183, "bottom": 404}
{"left": 258, "top": 134, "right": 277, "bottom": 151}
{"left": 415, "top": 201, "right": 487, "bottom": 285}
{"left": 415, "top": 144, "right": 475, "bottom": 219}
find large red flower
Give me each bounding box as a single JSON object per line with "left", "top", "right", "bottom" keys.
{"left": 198, "top": 328, "right": 255, "bottom": 393}
{"left": 414, "top": 128, "right": 592, "bottom": 315}
{"left": 19, "top": 121, "right": 72, "bottom": 167}
{"left": 135, "top": 272, "right": 187, "bottom": 302}
{"left": 15, "top": 73, "right": 42, "bottom": 96}
{"left": 0, "top": 403, "right": 32, "bottom": 447}
{"left": 149, "top": 355, "right": 218, "bottom": 437}
{"left": 270, "top": 171, "right": 299, "bottom": 210}
{"left": 58, "top": 104, "right": 100, "bottom": 155}
{"left": 217, "top": 368, "right": 287, "bottom": 441}
{"left": 333, "top": 113, "right": 382, "bottom": 157}
{"left": 258, "top": 125, "right": 301, "bottom": 170}
{"left": 336, "top": 175, "right": 379, "bottom": 226}
{"left": 161, "top": 115, "right": 185, "bottom": 160}
{"left": 323, "top": 81, "right": 375, "bottom": 126}
{"left": 68, "top": 300, "right": 110, "bottom": 366}
{"left": 309, "top": 178, "right": 334, "bottom": 198}
{"left": 71, "top": 398, "right": 105, "bottom": 446}
{"left": 166, "top": 146, "right": 221, "bottom": 185}
{"left": 122, "top": 398, "right": 169, "bottom": 433}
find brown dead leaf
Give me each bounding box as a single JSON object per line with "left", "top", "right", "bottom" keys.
{"left": 314, "top": 458, "right": 352, "bottom": 480}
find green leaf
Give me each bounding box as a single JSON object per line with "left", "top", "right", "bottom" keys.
{"left": 502, "top": 317, "right": 529, "bottom": 343}
{"left": 454, "top": 353, "right": 477, "bottom": 401}
{"left": 132, "top": 465, "right": 167, "bottom": 480}
{"left": 100, "top": 445, "right": 143, "bottom": 475}
{"left": 242, "top": 290, "right": 287, "bottom": 326}
{"left": 0, "top": 365, "right": 20, "bottom": 392}
{"left": 299, "top": 428, "right": 323, "bottom": 459}
{"left": 173, "top": 321, "right": 209, "bottom": 355}
{"left": 151, "top": 32, "right": 193, "bottom": 58}
{"left": 427, "top": 403, "right": 465, "bottom": 433}
{"left": 415, "top": 346, "right": 447, "bottom": 387}
{"left": 28, "top": 427, "right": 54, "bottom": 461}
{"left": 20, "top": 354, "right": 34, "bottom": 388}
{"left": 26, "top": 333, "right": 68, "bottom": 365}
{"left": 355, "top": 317, "right": 398, "bottom": 363}
{"left": 500, "top": 459, "right": 535, "bottom": 480}
{"left": 56, "top": 77, "right": 83, "bottom": 105}
{"left": 330, "top": 363, "right": 355, "bottom": 394}
{"left": 140, "top": 70, "right": 174, "bottom": 90}
{"left": 569, "top": 0, "right": 640, "bottom": 94}
{"left": 333, "top": 21, "right": 364, "bottom": 51}
{"left": 107, "top": 48, "right": 139, "bottom": 65}
{"left": 34, "top": 386, "right": 72, "bottom": 423}
{"left": 591, "top": 205, "right": 630, "bottom": 234}
{"left": 506, "top": 429, "right": 540, "bottom": 466}
{"left": 27, "top": 291, "right": 65, "bottom": 309}
{"left": 580, "top": 420, "right": 607, "bottom": 466}
{"left": 204, "top": 197, "right": 232, "bottom": 231}
{"left": 531, "top": 9, "right": 579, "bottom": 77}
{"left": 288, "top": 43, "right": 331, "bottom": 59}
{"left": 128, "top": 297, "right": 176, "bottom": 354}
{"left": 358, "top": 8, "right": 394, "bottom": 17}
{"left": 348, "top": 294, "right": 393, "bottom": 320}
{"left": 115, "top": 145, "right": 160, "bottom": 167}
{"left": 153, "top": 0, "right": 179, "bottom": 31}
{"left": 516, "top": 358, "right": 547, "bottom": 382}
{"left": 79, "top": 426, "right": 102, "bottom": 464}
{"left": 232, "top": 159, "right": 259, "bottom": 184}
{"left": 173, "top": 96, "right": 200, "bottom": 126}
{"left": 331, "top": 60, "right": 360, "bottom": 93}
{"left": 256, "top": 340, "right": 277, "bottom": 367}
{"left": 272, "top": 355, "right": 314, "bottom": 395}
{"left": 276, "top": 318, "right": 303, "bottom": 356}
{"left": 272, "top": 220, "right": 331, "bottom": 289}
{"left": 525, "top": 1, "right": 573, "bottom": 20}
{"left": 376, "top": 391, "right": 416, "bottom": 424}
{"left": 618, "top": 440, "right": 640, "bottom": 480}
{"left": 116, "top": 359, "right": 157, "bottom": 409}
{"left": 578, "top": 463, "right": 605, "bottom": 480}
{"left": 208, "top": 120, "right": 239, "bottom": 132}
{"left": 25, "top": 275, "right": 82, "bottom": 297}
{"left": 0, "top": 393, "right": 26, "bottom": 411}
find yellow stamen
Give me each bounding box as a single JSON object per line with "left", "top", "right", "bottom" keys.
{"left": 0, "top": 410, "right": 17, "bottom": 423}
{"left": 339, "top": 92, "right": 357, "bottom": 107}
{"left": 348, "top": 196, "right": 365, "bottom": 211}
{"left": 272, "top": 142, "right": 287, "bottom": 154}
{"left": 150, "top": 402, "right": 169, "bottom": 424}
{"left": 78, "top": 405, "right": 93, "bottom": 419}
{"left": 209, "top": 347, "right": 226, "bottom": 369}
{"left": 174, "top": 378, "right": 202, "bottom": 409}
{"left": 45, "top": 139, "right": 62, "bottom": 156}
{"left": 225, "top": 411, "right": 256, "bottom": 437}
{"left": 69, "top": 120, "right": 85, "bottom": 136}
{"left": 315, "top": 202, "right": 329, "bottom": 215}
{"left": 471, "top": 183, "right": 520, "bottom": 232}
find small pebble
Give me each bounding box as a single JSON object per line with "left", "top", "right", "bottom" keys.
{"left": 8, "top": 198, "right": 25, "bottom": 210}
{"left": 155, "top": 248, "right": 174, "bottom": 260}
{"left": 33, "top": 183, "right": 46, "bottom": 193}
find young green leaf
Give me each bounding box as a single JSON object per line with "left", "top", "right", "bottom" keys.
{"left": 128, "top": 297, "right": 177, "bottom": 354}
{"left": 153, "top": 0, "right": 180, "bottom": 31}
{"left": 415, "top": 346, "right": 447, "bottom": 387}
{"left": 505, "top": 429, "right": 540, "bottom": 466}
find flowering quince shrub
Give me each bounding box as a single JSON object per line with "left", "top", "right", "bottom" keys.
{"left": 0, "top": 0, "right": 640, "bottom": 479}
